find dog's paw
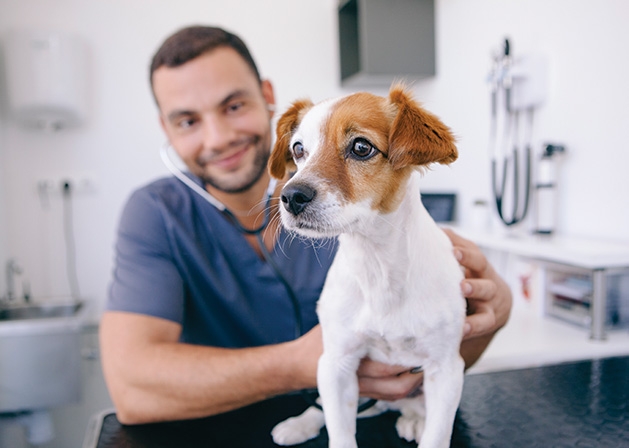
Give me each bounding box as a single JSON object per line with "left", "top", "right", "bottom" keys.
{"left": 271, "top": 408, "right": 325, "bottom": 446}
{"left": 395, "top": 414, "right": 425, "bottom": 443}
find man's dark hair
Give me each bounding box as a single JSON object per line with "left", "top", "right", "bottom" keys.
{"left": 149, "top": 25, "right": 261, "bottom": 98}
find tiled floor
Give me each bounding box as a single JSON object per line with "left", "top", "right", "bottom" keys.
{"left": 468, "top": 303, "right": 629, "bottom": 374}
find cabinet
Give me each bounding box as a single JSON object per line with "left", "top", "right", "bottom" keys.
{"left": 338, "top": 0, "right": 436, "bottom": 87}
{"left": 452, "top": 227, "right": 629, "bottom": 340}
{"left": 543, "top": 262, "right": 628, "bottom": 330}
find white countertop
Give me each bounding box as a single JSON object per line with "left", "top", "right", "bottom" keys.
{"left": 449, "top": 227, "right": 629, "bottom": 270}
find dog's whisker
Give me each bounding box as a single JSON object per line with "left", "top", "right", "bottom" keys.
{"left": 266, "top": 207, "right": 293, "bottom": 259}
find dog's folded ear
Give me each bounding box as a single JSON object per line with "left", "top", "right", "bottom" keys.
{"left": 387, "top": 85, "right": 458, "bottom": 170}
{"left": 269, "top": 99, "right": 314, "bottom": 179}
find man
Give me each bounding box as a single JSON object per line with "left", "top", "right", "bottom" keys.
{"left": 100, "top": 25, "right": 512, "bottom": 428}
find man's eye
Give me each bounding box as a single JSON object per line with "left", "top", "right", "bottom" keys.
{"left": 350, "top": 138, "right": 377, "bottom": 159}
{"left": 292, "top": 142, "right": 305, "bottom": 159}
{"left": 178, "top": 118, "right": 196, "bottom": 129}
{"left": 227, "top": 101, "right": 244, "bottom": 113}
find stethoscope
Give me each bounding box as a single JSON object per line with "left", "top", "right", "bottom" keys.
{"left": 160, "top": 143, "right": 302, "bottom": 330}
{"left": 160, "top": 143, "right": 276, "bottom": 234}
{"left": 161, "top": 143, "right": 376, "bottom": 413}
{"left": 489, "top": 38, "right": 532, "bottom": 227}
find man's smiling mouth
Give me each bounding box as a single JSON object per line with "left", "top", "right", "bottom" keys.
{"left": 199, "top": 138, "right": 257, "bottom": 170}
{"left": 210, "top": 147, "right": 248, "bottom": 169}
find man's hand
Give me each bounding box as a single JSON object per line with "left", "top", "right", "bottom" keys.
{"left": 443, "top": 228, "right": 512, "bottom": 367}
{"left": 296, "top": 326, "right": 423, "bottom": 401}
{"left": 356, "top": 359, "right": 424, "bottom": 401}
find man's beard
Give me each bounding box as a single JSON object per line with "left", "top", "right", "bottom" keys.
{"left": 201, "top": 141, "right": 271, "bottom": 194}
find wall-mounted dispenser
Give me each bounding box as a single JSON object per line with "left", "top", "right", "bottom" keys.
{"left": 534, "top": 143, "right": 565, "bottom": 235}
{"left": 4, "top": 30, "right": 88, "bottom": 131}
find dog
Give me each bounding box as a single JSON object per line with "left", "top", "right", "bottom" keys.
{"left": 268, "top": 84, "right": 466, "bottom": 448}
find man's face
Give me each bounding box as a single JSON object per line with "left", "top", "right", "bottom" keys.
{"left": 153, "top": 47, "right": 275, "bottom": 194}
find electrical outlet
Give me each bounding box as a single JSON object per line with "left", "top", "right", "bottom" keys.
{"left": 37, "top": 175, "right": 97, "bottom": 195}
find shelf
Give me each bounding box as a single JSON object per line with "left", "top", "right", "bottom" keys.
{"left": 450, "top": 226, "right": 629, "bottom": 340}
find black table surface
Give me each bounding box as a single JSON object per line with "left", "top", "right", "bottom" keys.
{"left": 88, "top": 356, "right": 629, "bottom": 448}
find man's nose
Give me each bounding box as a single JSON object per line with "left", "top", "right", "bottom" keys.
{"left": 201, "top": 114, "right": 235, "bottom": 151}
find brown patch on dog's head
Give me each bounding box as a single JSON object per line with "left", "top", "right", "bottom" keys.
{"left": 269, "top": 99, "right": 313, "bottom": 179}
{"left": 312, "top": 87, "right": 457, "bottom": 214}
{"left": 271, "top": 86, "right": 458, "bottom": 218}
{"left": 387, "top": 84, "right": 458, "bottom": 170}
{"left": 319, "top": 93, "right": 396, "bottom": 210}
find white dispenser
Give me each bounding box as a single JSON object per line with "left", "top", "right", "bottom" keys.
{"left": 4, "top": 30, "right": 88, "bottom": 130}
{"left": 534, "top": 144, "right": 565, "bottom": 235}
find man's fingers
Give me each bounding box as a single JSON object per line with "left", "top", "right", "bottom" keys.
{"left": 443, "top": 228, "right": 489, "bottom": 275}
{"left": 357, "top": 359, "right": 407, "bottom": 378}
{"left": 462, "top": 278, "right": 497, "bottom": 301}
{"left": 442, "top": 227, "right": 466, "bottom": 246}
{"left": 358, "top": 371, "right": 424, "bottom": 401}
{"left": 356, "top": 358, "right": 425, "bottom": 400}
{"left": 464, "top": 306, "right": 496, "bottom": 339}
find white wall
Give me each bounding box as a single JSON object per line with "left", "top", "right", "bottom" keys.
{"left": 0, "top": 123, "right": 6, "bottom": 295}
{"left": 420, "top": 0, "right": 629, "bottom": 241}
{"left": 0, "top": 0, "right": 627, "bottom": 313}
{"left": 0, "top": 36, "right": 8, "bottom": 294}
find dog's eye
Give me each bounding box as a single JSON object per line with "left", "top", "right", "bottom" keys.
{"left": 292, "top": 142, "right": 305, "bottom": 160}
{"left": 350, "top": 138, "right": 377, "bottom": 160}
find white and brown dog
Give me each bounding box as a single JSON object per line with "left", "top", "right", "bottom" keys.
{"left": 269, "top": 85, "right": 466, "bottom": 448}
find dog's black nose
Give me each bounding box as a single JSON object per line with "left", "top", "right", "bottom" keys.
{"left": 281, "top": 184, "right": 316, "bottom": 216}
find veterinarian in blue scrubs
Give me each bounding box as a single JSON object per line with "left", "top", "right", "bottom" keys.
{"left": 100, "top": 25, "right": 512, "bottom": 429}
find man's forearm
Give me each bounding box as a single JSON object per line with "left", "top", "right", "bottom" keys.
{"left": 100, "top": 313, "right": 317, "bottom": 424}
{"left": 114, "top": 343, "right": 309, "bottom": 423}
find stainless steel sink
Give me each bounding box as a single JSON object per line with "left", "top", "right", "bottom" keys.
{"left": 0, "top": 299, "right": 86, "bottom": 412}
{"left": 0, "top": 301, "right": 83, "bottom": 321}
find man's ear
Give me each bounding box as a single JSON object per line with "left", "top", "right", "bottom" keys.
{"left": 159, "top": 113, "right": 168, "bottom": 135}
{"left": 387, "top": 84, "right": 458, "bottom": 170}
{"left": 261, "top": 79, "right": 276, "bottom": 118}
{"left": 269, "top": 99, "right": 313, "bottom": 179}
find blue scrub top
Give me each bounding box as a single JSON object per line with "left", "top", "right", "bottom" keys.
{"left": 107, "top": 176, "right": 336, "bottom": 348}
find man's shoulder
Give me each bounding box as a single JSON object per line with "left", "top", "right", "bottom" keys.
{"left": 134, "top": 175, "right": 185, "bottom": 196}
{"left": 119, "top": 176, "right": 192, "bottom": 224}
{"left": 127, "top": 176, "right": 193, "bottom": 207}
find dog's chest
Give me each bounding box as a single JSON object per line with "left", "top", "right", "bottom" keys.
{"left": 320, "top": 268, "right": 444, "bottom": 365}
{"left": 353, "top": 299, "right": 443, "bottom": 364}
{"left": 317, "top": 232, "right": 464, "bottom": 365}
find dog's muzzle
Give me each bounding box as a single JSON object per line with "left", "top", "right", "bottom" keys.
{"left": 281, "top": 183, "right": 316, "bottom": 216}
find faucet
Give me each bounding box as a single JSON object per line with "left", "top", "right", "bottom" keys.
{"left": 5, "top": 258, "right": 23, "bottom": 302}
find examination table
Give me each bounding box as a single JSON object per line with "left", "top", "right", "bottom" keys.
{"left": 84, "top": 355, "right": 629, "bottom": 447}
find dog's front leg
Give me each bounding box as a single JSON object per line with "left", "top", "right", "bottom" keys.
{"left": 419, "top": 355, "right": 465, "bottom": 448}
{"left": 317, "top": 346, "right": 362, "bottom": 448}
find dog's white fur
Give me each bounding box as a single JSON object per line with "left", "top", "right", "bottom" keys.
{"left": 269, "top": 86, "right": 466, "bottom": 448}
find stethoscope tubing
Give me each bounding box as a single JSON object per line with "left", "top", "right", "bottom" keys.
{"left": 160, "top": 143, "right": 276, "bottom": 234}
{"left": 161, "top": 142, "right": 376, "bottom": 412}
{"left": 490, "top": 95, "right": 533, "bottom": 227}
